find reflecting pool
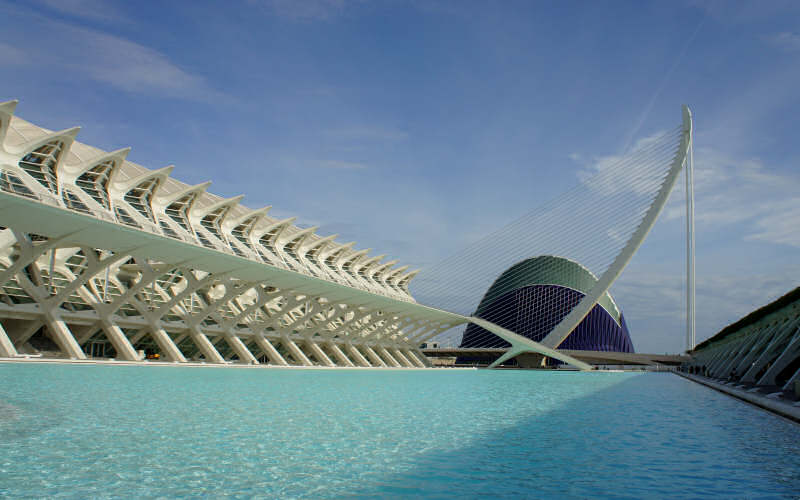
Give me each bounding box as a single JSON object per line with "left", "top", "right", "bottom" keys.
{"left": 1, "top": 364, "right": 798, "bottom": 498}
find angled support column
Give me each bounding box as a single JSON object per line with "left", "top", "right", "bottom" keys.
{"left": 712, "top": 340, "right": 746, "bottom": 377}
{"left": 741, "top": 322, "right": 798, "bottom": 383}
{"left": 5, "top": 319, "right": 44, "bottom": 347}
{"left": 363, "top": 345, "right": 387, "bottom": 367}
{"left": 149, "top": 327, "right": 187, "bottom": 363}
{"left": 325, "top": 342, "right": 355, "bottom": 367}
{"left": 74, "top": 324, "right": 102, "bottom": 345}
{"left": 377, "top": 346, "right": 401, "bottom": 367}
{"left": 43, "top": 310, "right": 86, "bottom": 360}
{"left": 345, "top": 343, "right": 371, "bottom": 367}
{"left": 305, "top": 340, "right": 335, "bottom": 367}
{"left": 189, "top": 325, "right": 225, "bottom": 364}
{"left": 470, "top": 317, "right": 591, "bottom": 370}
{"left": 99, "top": 318, "right": 140, "bottom": 361}
{"left": 282, "top": 337, "right": 313, "bottom": 366}
{"left": 224, "top": 333, "right": 258, "bottom": 364}
{"left": 390, "top": 347, "right": 413, "bottom": 367}
{"left": 403, "top": 348, "right": 429, "bottom": 368}
{"left": 729, "top": 325, "right": 781, "bottom": 375}
{"left": 0, "top": 322, "right": 18, "bottom": 357}
{"left": 782, "top": 364, "right": 800, "bottom": 391}
{"left": 757, "top": 326, "right": 800, "bottom": 386}
{"left": 252, "top": 334, "right": 288, "bottom": 366}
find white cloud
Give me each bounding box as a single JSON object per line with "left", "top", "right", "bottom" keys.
{"left": 34, "top": 0, "right": 127, "bottom": 23}
{"left": 576, "top": 130, "right": 675, "bottom": 196}
{"left": 0, "top": 43, "right": 27, "bottom": 65}
{"left": 0, "top": 9, "right": 224, "bottom": 102}
{"left": 613, "top": 267, "right": 800, "bottom": 352}
{"left": 663, "top": 146, "right": 800, "bottom": 247}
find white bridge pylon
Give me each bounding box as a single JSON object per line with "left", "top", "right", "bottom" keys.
{"left": 480, "top": 106, "right": 693, "bottom": 368}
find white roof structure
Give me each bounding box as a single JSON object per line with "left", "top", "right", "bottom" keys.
{"left": 1, "top": 104, "right": 418, "bottom": 301}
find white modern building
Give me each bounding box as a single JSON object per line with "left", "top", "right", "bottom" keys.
{"left": 0, "top": 100, "right": 693, "bottom": 369}
{"left": 0, "top": 100, "right": 438, "bottom": 367}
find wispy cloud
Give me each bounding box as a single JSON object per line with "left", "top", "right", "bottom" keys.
{"left": 614, "top": 267, "right": 800, "bottom": 351}
{"left": 766, "top": 31, "right": 800, "bottom": 52}
{"left": 661, "top": 146, "right": 800, "bottom": 247}
{"left": 34, "top": 0, "right": 128, "bottom": 23}
{"left": 1, "top": 6, "right": 225, "bottom": 102}
{"left": 0, "top": 43, "right": 26, "bottom": 65}
{"left": 576, "top": 130, "right": 673, "bottom": 196}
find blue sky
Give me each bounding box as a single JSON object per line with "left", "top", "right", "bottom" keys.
{"left": 1, "top": 0, "right": 799, "bottom": 353}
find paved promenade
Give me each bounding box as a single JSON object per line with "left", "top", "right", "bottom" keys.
{"left": 676, "top": 372, "right": 800, "bottom": 424}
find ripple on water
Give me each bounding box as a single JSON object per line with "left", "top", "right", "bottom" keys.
{"left": 0, "top": 364, "right": 798, "bottom": 498}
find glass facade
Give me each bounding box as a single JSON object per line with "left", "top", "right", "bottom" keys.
{"left": 460, "top": 256, "right": 634, "bottom": 353}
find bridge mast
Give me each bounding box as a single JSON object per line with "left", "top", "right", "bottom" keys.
{"left": 685, "top": 106, "right": 696, "bottom": 352}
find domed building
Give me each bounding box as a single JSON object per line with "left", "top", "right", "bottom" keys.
{"left": 460, "top": 255, "right": 634, "bottom": 356}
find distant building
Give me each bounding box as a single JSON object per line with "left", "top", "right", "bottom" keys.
{"left": 460, "top": 256, "right": 634, "bottom": 361}
{"left": 690, "top": 287, "right": 800, "bottom": 391}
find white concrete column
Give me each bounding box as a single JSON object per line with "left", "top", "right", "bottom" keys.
{"left": 224, "top": 333, "right": 258, "bottom": 364}
{"left": 43, "top": 311, "right": 86, "bottom": 359}
{"left": 363, "top": 346, "right": 387, "bottom": 367}
{"left": 377, "top": 346, "right": 401, "bottom": 367}
{"left": 99, "top": 319, "right": 140, "bottom": 361}
{"left": 282, "top": 337, "right": 313, "bottom": 366}
{"left": 305, "top": 340, "right": 335, "bottom": 367}
{"left": 189, "top": 325, "right": 225, "bottom": 364}
{"left": 729, "top": 327, "right": 777, "bottom": 375}
{"left": 150, "top": 327, "right": 187, "bottom": 362}
{"left": 252, "top": 334, "right": 288, "bottom": 366}
{"left": 326, "top": 342, "right": 355, "bottom": 367}
{"left": 0, "top": 322, "right": 18, "bottom": 357}
{"left": 5, "top": 319, "right": 43, "bottom": 346}
{"left": 403, "top": 348, "right": 428, "bottom": 368}
{"left": 741, "top": 323, "right": 798, "bottom": 382}
{"left": 345, "top": 343, "right": 372, "bottom": 367}
{"left": 390, "top": 348, "right": 413, "bottom": 367}
{"left": 757, "top": 327, "right": 800, "bottom": 386}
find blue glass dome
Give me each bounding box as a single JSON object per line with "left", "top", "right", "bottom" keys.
{"left": 460, "top": 255, "right": 634, "bottom": 353}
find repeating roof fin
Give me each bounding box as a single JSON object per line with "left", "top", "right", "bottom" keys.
{"left": 0, "top": 100, "right": 19, "bottom": 147}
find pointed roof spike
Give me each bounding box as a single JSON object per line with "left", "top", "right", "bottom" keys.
{"left": 304, "top": 233, "right": 338, "bottom": 251}
{"left": 64, "top": 147, "right": 132, "bottom": 178}
{"left": 191, "top": 193, "right": 245, "bottom": 219}
{"left": 110, "top": 164, "right": 173, "bottom": 195}
{"left": 223, "top": 205, "right": 272, "bottom": 231}
{"left": 252, "top": 216, "right": 297, "bottom": 240}
{"left": 0, "top": 100, "right": 19, "bottom": 114}
{"left": 154, "top": 180, "right": 212, "bottom": 204}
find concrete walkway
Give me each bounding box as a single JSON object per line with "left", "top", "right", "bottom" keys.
{"left": 0, "top": 356, "right": 459, "bottom": 370}
{"left": 676, "top": 372, "right": 800, "bottom": 424}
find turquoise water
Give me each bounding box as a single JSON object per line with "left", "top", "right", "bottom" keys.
{"left": 0, "top": 364, "right": 799, "bottom": 498}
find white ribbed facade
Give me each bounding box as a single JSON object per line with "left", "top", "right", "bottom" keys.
{"left": 0, "top": 100, "right": 434, "bottom": 367}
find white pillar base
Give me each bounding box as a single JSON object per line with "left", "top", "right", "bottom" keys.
{"left": 0, "top": 322, "right": 18, "bottom": 357}
{"left": 253, "top": 334, "right": 288, "bottom": 366}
